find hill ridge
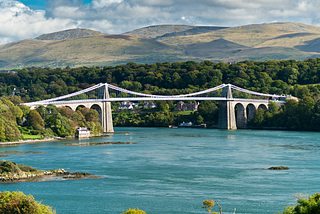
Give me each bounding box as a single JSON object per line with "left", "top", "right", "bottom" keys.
{"left": 1, "top": 22, "right": 320, "bottom": 69}
{"left": 35, "top": 28, "right": 102, "bottom": 41}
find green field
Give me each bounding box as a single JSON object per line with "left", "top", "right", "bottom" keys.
{"left": 174, "top": 111, "right": 194, "bottom": 116}
{"left": 22, "top": 134, "right": 43, "bottom": 140}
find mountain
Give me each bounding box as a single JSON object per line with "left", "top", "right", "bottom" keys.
{"left": 1, "top": 22, "right": 320, "bottom": 69}
{"left": 35, "top": 28, "right": 102, "bottom": 41}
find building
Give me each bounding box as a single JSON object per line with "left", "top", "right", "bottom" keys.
{"left": 143, "top": 101, "right": 156, "bottom": 108}
{"left": 179, "top": 121, "right": 193, "bottom": 126}
{"left": 174, "top": 101, "right": 198, "bottom": 111}
{"left": 75, "top": 127, "right": 91, "bottom": 138}
{"left": 117, "top": 101, "right": 136, "bottom": 110}
{"left": 12, "top": 88, "right": 21, "bottom": 96}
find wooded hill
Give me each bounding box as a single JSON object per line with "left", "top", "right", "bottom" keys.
{"left": 2, "top": 22, "right": 320, "bottom": 69}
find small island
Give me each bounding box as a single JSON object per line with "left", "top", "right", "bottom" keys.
{"left": 0, "top": 160, "right": 102, "bottom": 183}
{"left": 266, "top": 166, "right": 289, "bottom": 170}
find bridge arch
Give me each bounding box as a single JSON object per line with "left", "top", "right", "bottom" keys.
{"left": 64, "top": 106, "right": 74, "bottom": 111}
{"left": 258, "top": 104, "right": 268, "bottom": 110}
{"left": 246, "top": 104, "right": 256, "bottom": 121}
{"left": 235, "top": 103, "right": 247, "bottom": 129}
{"left": 91, "top": 104, "right": 102, "bottom": 123}
{"left": 76, "top": 105, "right": 86, "bottom": 112}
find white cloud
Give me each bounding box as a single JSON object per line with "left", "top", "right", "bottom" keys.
{"left": 0, "top": 0, "right": 320, "bottom": 45}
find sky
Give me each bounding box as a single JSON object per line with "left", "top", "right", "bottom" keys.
{"left": 0, "top": 0, "right": 320, "bottom": 45}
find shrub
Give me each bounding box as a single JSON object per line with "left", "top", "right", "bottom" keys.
{"left": 121, "top": 208, "right": 147, "bottom": 214}
{"left": 30, "top": 130, "right": 42, "bottom": 135}
{"left": 0, "top": 191, "right": 55, "bottom": 214}
{"left": 0, "top": 161, "right": 21, "bottom": 174}
{"left": 18, "top": 164, "right": 38, "bottom": 172}
{"left": 279, "top": 193, "right": 320, "bottom": 214}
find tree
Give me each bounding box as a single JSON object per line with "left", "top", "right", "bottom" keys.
{"left": 27, "top": 110, "right": 44, "bottom": 130}
{"left": 202, "top": 199, "right": 223, "bottom": 214}
{"left": 121, "top": 208, "right": 147, "bottom": 214}
{"left": 279, "top": 193, "right": 320, "bottom": 214}
{"left": 268, "top": 101, "right": 279, "bottom": 113}
{"left": 0, "top": 191, "right": 55, "bottom": 214}
{"left": 196, "top": 115, "right": 204, "bottom": 125}
{"left": 85, "top": 109, "right": 100, "bottom": 122}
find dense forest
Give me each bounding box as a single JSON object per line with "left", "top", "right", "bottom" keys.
{"left": 2, "top": 58, "right": 320, "bottom": 141}
{"left": 2, "top": 59, "right": 320, "bottom": 101}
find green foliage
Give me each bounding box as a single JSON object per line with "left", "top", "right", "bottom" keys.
{"left": 27, "top": 110, "right": 45, "bottom": 130}
{"left": 250, "top": 96, "right": 320, "bottom": 131}
{"left": 4, "top": 59, "right": 320, "bottom": 103}
{"left": 121, "top": 208, "right": 147, "bottom": 214}
{"left": 0, "top": 116, "right": 21, "bottom": 142}
{"left": 0, "top": 191, "right": 55, "bottom": 214}
{"left": 2, "top": 59, "right": 320, "bottom": 132}
{"left": 0, "top": 161, "right": 21, "bottom": 174}
{"left": 18, "top": 164, "right": 38, "bottom": 172}
{"left": 279, "top": 193, "right": 320, "bottom": 214}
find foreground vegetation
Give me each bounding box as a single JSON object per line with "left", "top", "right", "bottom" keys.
{"left": 0, "top": 191, "right": 55, "bottom": 214}
{"left": 1, "top": 191, "right": 319, "bottom": 213}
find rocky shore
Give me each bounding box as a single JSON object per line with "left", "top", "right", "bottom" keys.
{"left": 0, "top": 133, "right": 110, "bottom": 146}
{"left": 0, "top": 161, "right": 102, "bottom": 183}
{"left": 0, "top": 168, "right": 101, "bottom": 183}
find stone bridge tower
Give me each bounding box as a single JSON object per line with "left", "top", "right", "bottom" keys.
{"left": 100, "top": 84, "right": 114, "bottom": 133}
{"left": 218, "top": 84, "right": 237, "bottom": 129}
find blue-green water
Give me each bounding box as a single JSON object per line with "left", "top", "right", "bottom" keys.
{"left": 1, "top": 127, "right": 320, "bottom": 214}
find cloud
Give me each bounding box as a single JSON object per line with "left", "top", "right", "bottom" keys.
{"left": 1, "top": 0, "right": 320, "bottom": 45}
{"left": 0, "top": 0, "right": 76, "bottom": 44}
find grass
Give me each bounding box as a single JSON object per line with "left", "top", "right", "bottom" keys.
{"left": 174, "top": 111, "right": 194, "bottom": 115}
{"left": 22, "top": 134, "right": 43, "bottom": 140}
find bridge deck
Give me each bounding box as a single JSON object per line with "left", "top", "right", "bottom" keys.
{"left": 24, "top": 97, "right": 285, "bottom": 106}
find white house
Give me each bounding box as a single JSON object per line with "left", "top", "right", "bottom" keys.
{"left": 143, "top": 101, "right": 157, "bottom": 108}
{"left": 75, "top": 127, "right": 91, "bottom": 138}
{"left": 118, "top": 101, "right": 136, "bottom": 110}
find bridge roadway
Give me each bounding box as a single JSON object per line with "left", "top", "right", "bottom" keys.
{"left": 24, "top": 97, "right": 284, "bottom": 105}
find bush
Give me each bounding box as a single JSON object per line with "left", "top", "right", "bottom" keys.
{"left": 18, "top": 164, "right": 38, "bottom": 172}
{"left": 121, "top": 208, "right": 147, "bottom": 214}
{"left": 279, "top": 193, "right": 320, "bottom": 214}
{"left": 18, "top": 126, "right": 30, "bottom": 134}
{"left": 0, "top": 161, "right": 21, "bottom": 174}
{"left": 30, "top": 130, "right": 42, "bottom": 135}
{"left": 0, "top": 191, "right": 55, "bottom": 214}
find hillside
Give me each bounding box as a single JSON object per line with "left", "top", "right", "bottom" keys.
{"left": 123, "top": 25, "right": 228, "bottom": 39}
{"left": 1, "top": 22, "right": 320, "bottom": 68}
{"left": 35, "top": 28, "right": 102, "bottom": 41}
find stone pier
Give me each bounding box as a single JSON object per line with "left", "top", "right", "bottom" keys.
{"left": 217, "top": 84, "right": 269, "bottom": 130}
{"left": 100, "top": 84, "right": 114, "bottom": 133}
{"left": 218, "top": 84, "right": 237, "bottom": 129}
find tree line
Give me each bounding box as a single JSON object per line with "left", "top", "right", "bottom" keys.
{"left": 1, "top": 59, "right": 320, "bottom": 101}
{"left": 1, "top": 59, "right": 320, "bottom": 132}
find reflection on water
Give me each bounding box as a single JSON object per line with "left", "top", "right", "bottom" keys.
{"left": 1, "top": 127, "right": 320, "bottom": 214}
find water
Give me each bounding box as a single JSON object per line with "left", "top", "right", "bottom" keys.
{"left": 1, "top": 127, "right": 320, "bottom": 214}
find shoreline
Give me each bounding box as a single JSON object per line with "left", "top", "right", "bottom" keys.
{"left": 0, "top": 133, "right": 110, "bottom": 146}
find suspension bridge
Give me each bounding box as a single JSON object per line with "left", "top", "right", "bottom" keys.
{"left": 24, "top": 83, "right": 289, "bottom": 132}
